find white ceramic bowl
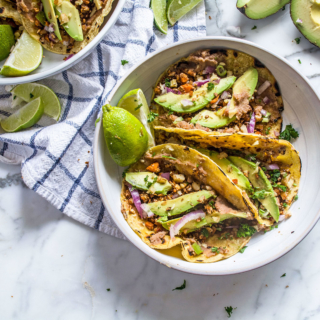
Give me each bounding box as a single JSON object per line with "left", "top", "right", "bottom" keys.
{"left": 0, "top": 0, "right": 126, "bottom": 85}
{"left": 94, "top": 37, "right": 320, "bottom": 275}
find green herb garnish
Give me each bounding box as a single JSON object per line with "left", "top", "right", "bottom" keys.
{"left": 265, "top": 127, "right": 271, "bottom": 135}
{"left": 13, "top": 95, "right": 16, "bottom": 100}
{"left": 281, "top": 273, "right": 286, "bottom": 278}
{"left": 162, "top": 155, "right": 176, "bottom": 160}
{"left": 211, "top": 246, "right": 220, "bottom": 254}
{"left": 269, "top": 169, "right": 281, "bottom": 183}
{"left": 250, "top": 189, "right": 269, "bottom": 200}
{"left": 165, "top": 78, "right": 171, "bottom": 87}
{"left": 107, "top": 288, "right": 111, "bottom": 291}
{"left": 273, "top": 184, "right": 287, "bottom": 192}
{"left": 279, "top": 124, "right": 299, "bottom": 141}
{"left": 122, "top": 168, "right": 128, "bottom": 178}
{"left": 201, "top": 229, "right": 209, "bottom": 238}
{"left": 121, "top": 60, "right": 129, "bottom": 66}
{"left": 95, "top": 117, "right": 100, "bottom": 126}
{"left": 294, "top": 195, "right": 298, "bottom": 201}
{"left": 152, "top": 152, "right": 156, "bottom": 157}
{"left": 135, "top": 103, "right": 142, "bottom": 111}
{"left": 173, "top": 280, "right": 186, "bottom": 291}
{"left": 225, "top": 306, "right": 236, "bottom": 318}
{"left": 147, "top": 111, "right": 158, "bottom": 123}
{"left": 207, "top": 82, "right": 215, "bottom": 91}
{"left": 252, "top": 26, "right": 257, "bottom": 30}
{"left": 239, "top": 246, "right": 247, "bottom": 253}
{"left": 298, "top": 59, "right": 301, "bottom": 64}
{"left": 294, "top": 37, "right": 301, "bottom": 44}
{"left": 30, "top": 93, "right": 34, "bottom": 98}
{"left": 237, "top": 224, "right": 256, "bottom": 238}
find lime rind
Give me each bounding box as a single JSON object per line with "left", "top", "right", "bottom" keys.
{"left": 0, "top": 25, "right": 15, "bottom": 62}
{"left": 151, "top": 0, "right": 168, "bottom": 34}
{"left": 167, "top": 0, "right": 203, "bottom": 26}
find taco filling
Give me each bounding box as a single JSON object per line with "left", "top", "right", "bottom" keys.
{"left": 152, "top": 49, "right": 283, "bottom": 138}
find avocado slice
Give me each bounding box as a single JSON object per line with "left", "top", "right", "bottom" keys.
{"left": 191, "top": 67, "right": 258, "bottom": 128}
{"left": 291, "top": 0, "right": 320, "bottom": 47}
{"left": 228, "top": 156, "right": 280, "bottom": 222}
{"left": 237, "top": 0, "right": 290, "bottom": 20}
{"left": 141, "top": 190, "right": 214, "bottom": 217}
{"left": 35, "top": 11, "right": 47, "bottom": 26}
{"left": 55, "top": 1, "right": 83, "bottom": 41}
{"left": 196, "top": 148, "right": 251, "bottom": 190}
{"left": 154, "top": 76, "right": 236, "bottom": 114}
{"left": 41, "top": 0, "right": 62, "bottom": 41}
{"left": 161, "top": 212, "right": 248, "bottom": 233}
{"left": 125, "top": 172, "right": 172, "bottom": 195}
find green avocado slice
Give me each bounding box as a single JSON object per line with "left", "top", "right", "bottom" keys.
{"left": 161, "top": 212, "right": 248, "bottom": 233}
{"left": 154, "top": 76, "right": 236, "bottom": 113}
{"left": 141, "top": 190, "right": 214, "bottom": 217}
{"left": 41, "top": 0, "right": 62, "bottom": 41}
{"left": 125, "top": 172, "right": 172, "bottom": 195}
{"left": 55, "top": 1, "right": 84, "bottom": 41}
{"left": 291, "top": 0, "right": 320, "bottom": 47}
{"left": 196, "top": 148, "right": 251, "bottom": 190}
{"left": 237, "top": 0, "right": 290, "bottom": 20}
{"left": 228, "top": 156, "right": 280, "bottom": 222}
{"left": 191, "top": 67, "right": 258, "bottom": 129}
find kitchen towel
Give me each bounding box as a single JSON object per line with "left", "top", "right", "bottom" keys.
{"left": 0, "top": 0, "right": 206, "bottom": 239}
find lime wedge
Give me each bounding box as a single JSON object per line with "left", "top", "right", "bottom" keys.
{"left": 167, "top": 0, "right": 202, "bottom": 26}
{"left": 0, "top": 25, "right": 15, "bottom": 62}
{"left": 11, "top": 83, "right": 61, "bottom": 120}
{"left": 1, "top": 97, "right": 44, "bottom": 132}
{"left": 0, "top": 31, "right": 43, "bottom": 77}
{"left": 117, "top": 89, "right": 155, "bottom": 147}
{"left": 151, "top": 0, "right": 168, "bottom": 34}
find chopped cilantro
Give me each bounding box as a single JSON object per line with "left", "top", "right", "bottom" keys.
{"left": 294, "top": 37, "right": 301, "bottom": 44}
{"left": 262, "top": 167, "right": 266, "bottom": 171}
{"left": 283, "top": 203, "right": 288, "bottom": 208}
{"left": 252, "top": 26, "right": 257, "bottom": 30}
{"left": 250, "top": 189, "right": 269, "bottom": 200}
{"left": 279, "top": 124, "right": 299, "bottom": 141}
{"left": 107, "top": 288, "right": 111, "bottom": 291}
{"left": 207, "top": 82, "right": 215, "bottom": 91}
{"left": 144, "top": 176, "right": 157, "bottom": 188}
{"left": 273, "top": 184, "right": 287, "bottom": 192}
{"left": 259, "top": 208, "right": 268, "bottom": 216}
{"left": 147, "top": 111, "right": 158, "bottom": 123}
{"left": 162, "top": 155, "right": 176, "bottom": 160}
{"left": 239, "top": 246, "right": 247, "bottom": 253}
{"left": 293, "top": 183, "right": 297, "bottom": 187}
{"left": 294, "top": 195, "right": 298, "bottom": 201}
{"left": 269, "top": 169, "right": 281, "bottom": 183}
{"left": 196, "top": 164, "right": 200, "bottom": 168}
{"left": 265, "top": 127, "right": 271, "bottom": 135}
{"left": 135, "top": 103, "right": 143, "bottom": 111}
{"left": 13, "top": 95, "right": 16, "bottom": 100}
{"left": 245, "top": 154, "right": 256, "bottom": 162}
{"left": 172, "top": 280, "right": 186, "bottom": 291}
{"left": 121, "top": 60, "right": 129, "bottom": 66}
{"left": 225, "top": 306, "right": 236, "bottom": 318}
{"left": 201, "top": 228, "right": 210, "bottom": 238}
{"left": 122, "top": 168, "right": 128, "bottom": 178}
{"left": 165, "top": 78, "right": 171, "bottom": 87}
{"left": 275, "top": 225, "right": 278, "bottom": 228}
{"left": 211, "top": 246, "right": 220, "bottom": 253}
{"left": 30, "top": 93, "right": 34, "bottom": 98}
{"left": 152, "top": 152, "right": 156, "bottom": 157}
{"left": 95, "top": 117, "right": 100, "bottom": 126}
{"left": 237, "top": 224, "right": 256, "bottom": 238}
{"left": 281, "top": 273, "right": 286, "bottom": 278}
{"left": 298, "top": 59, "right": 301, "bottom": 64}
{"left": 209, "top": 201, "right": 215, "bottom": 208}
{"left": 282, "top": 5, "right": 285, "bottom": 10}
{"left": 167, "top": 110, "right": 174, "bottom": 115}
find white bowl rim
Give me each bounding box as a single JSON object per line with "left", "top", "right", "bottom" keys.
{"left": 94, "top": 36, "right": 320, "bottom": 275}
{"left": 0, "top": 0, "right": 127, "bottom": 86}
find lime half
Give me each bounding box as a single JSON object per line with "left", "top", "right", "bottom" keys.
{"left": 1, "top": 97, "right": 44, "bottom": 132}
{"left": 0, "top": 30, "right": 43, "bottom": 77}
{"left": 117, "top": 89, "right": 155, "bottom": 147}
{"left": 11, "top": 83, "right": 61, "bottom": 120}
{"left": 151, "top": 0, "right": 168, "bottom": 34}
{"left": 0, "top": 25, "right": 15, "bottom": 62}
{"left": 167, "top": 0, "right": 202, "bottom": 26}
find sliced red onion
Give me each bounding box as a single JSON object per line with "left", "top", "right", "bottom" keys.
{"left": 181, "top": 99, "right": 193, "bottom": 107}
{"left": 221, "top": 91, "right": 231, "bottom": 99}
{"left": 45, "top": 23, "right": 55, "bottom": 33}
{"left": 203, "top": 65, "right": 215, "bottom": 75}
{"left": 263, "top": 96, "right": 270, "bottom": 104}
{"left": 296, "top": 18, "right": 303, "bottom": 23}
{"left": 225, "top": 225, "right": 237, "bottom": 228}
{"left": 140, "top": 203, "right": 154, "bottom": 218}
{"left": 194, "top": 79, "right": 210, "bottom": 87}
{"left": 278, "top": 215, "right": 285, "bottom": 221}
{"left": 171, "top": 193, "right": 179, "bottom": 199}
{"left": 160, "top": 172, "right": 170, "bottom": 181}
{"left": 65, "top": 54, "right": 74, "bottom": 61}
{"left": 260, "top": 109, "right": 267, "bottom": 116}
{"left": 265, "top": 163, "right": 280, "bottom": 170}
{"left": 126, "top": 183, "right": 146, "bottom": 219}
{"left": 214, "top": 78, "right": 221, "bottom": 84}
{"left": 257, "top": 81, "right": 271, "bottom": 95}
{"left": 247, "top": 112, "right": 255, "bottom": 133}
{"left": 274, "top": 131, "right": 280, "bottom": 137}
{"left": 166, "top": 87, "right": 181, "bottom": 94}
{"left": 169, "top": 210, "right": 205, "bottom": 239}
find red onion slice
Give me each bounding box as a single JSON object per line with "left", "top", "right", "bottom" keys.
{"left": 166, "top": 87, "right": 181, "bottom": 94}
{"left": 194, "top": 79, "right": 210, "bottom": 87}
{"left": 169, "top": 210, "right": 205, "bottom": 239}
{"left": 126, "top": 183, "right": 146, "bottom": 219}
{"left": 160, "top": 172, "right": 170, "bottom": 181}
{"left": 260, "top": 109, "right": 267, "bottom": 116}
{"left": 181, "top": 99, "right": 193, "bottom": 107}
{"left": 225, "top": 225, "right": 238, "bottom": 228}
{"left": 140, "top": 203, "right": 154, "bottom": 218}
{"left": 65, "top": 54, "right": 74, "bottom": 61}
{"left": 45, "top": 23, "right": 55, "bottom": 33}
{"left": 262, "top": 96, "right": 270, "bottom": 104}
{"left": 278, "top": 215, "right": 285, "bottom": 221}
{"left": 221, "top": 91, "right": 231, "bottom": 99}
{"left": 214, "top": 78, "right": 221, "bottom": 84}
{"left": 203, "top": 65, "right": 215, "bottom": 75}
{"left": 265, "top": 163, "right": 280, "bottom": 170}
{"left": 274, "top": 131, "right": 280, "bottom": 137}
{"left": 296, "top": 18, "right": 303, "bottom": 23}
{"left": 257, "top": 81, "right": 271, "bottom": 95}
{"left": 247, "top": 112, "right": 255, "bottom": 133}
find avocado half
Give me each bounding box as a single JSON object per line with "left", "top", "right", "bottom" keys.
{"left": 237, "top": 0, "right": 290, "bottom": 20}
{"left": 291, "top": 0, "right": 320, "bottom": 48}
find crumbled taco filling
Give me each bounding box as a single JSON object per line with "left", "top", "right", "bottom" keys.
{"left": 152, "top": 49, "right": 282, "bottom": 136}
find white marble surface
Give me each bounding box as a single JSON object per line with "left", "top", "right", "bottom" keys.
{"left": 1, "top": 1, "right": 320, "bottom": 319}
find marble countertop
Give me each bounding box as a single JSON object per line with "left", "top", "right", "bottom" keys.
{"left": 1, "top": 1, "right": 320, "bottom": 319}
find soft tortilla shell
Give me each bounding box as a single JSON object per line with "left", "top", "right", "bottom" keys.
{"left": 0, "top": 0, "right": 22, "bottom": 24}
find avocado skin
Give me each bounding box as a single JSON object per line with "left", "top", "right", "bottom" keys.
{"left": 229, "top": 156, "right": 280, "bottom": 222}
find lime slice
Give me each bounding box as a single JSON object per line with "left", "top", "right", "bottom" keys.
{"left": 151, "top": 0, "right": 168, "bottom": 34}
{"left": 1, "top": 97, "right": 44, "bottom": 132}
{"left": 117, "top": 89, "right": 155, "bottom": 147}
{"left": 11, "top": 83, "right": 61, "bottom": 120}
{"left": 0, "top": 31, "right": 43, "bottom": 77}
{"left": 167, "top": 0, "right": 202, "bottom": 26}
{"left": 0, "top": 25, "right": 15, "bottom": 62}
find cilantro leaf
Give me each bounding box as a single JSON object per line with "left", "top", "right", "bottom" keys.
{"left": 294, "top": 37, "right": 301, "bottom": 44}
{"left": 162, "top": 155, "right": 176, "bottom": 160}
{"left": 279, "top": 124, "right": 299, "bottom": 141}
{"left": 30, "top": 93, "right": 34, "bottom": 98}
{"left": 237, "top": 224, "right": 256, "bottom": 238}
{"left": 252, "top": 26, "right": 257, "bottom": 30}
{"left": 298, "top": 59, "right": 302, "bottom": 64}
{"left": 269, "top": 169, "right": 281, "bottom": 184}
{"left": 95, "top": 117, "right": 100, "bottom": 126}
{"left": 122, "top": 168, "right": 129, "bottom": 178}
{"left": 281, "top": 273, "right": 286, "bottom": 278}
{"left": 147, "top": 111, "right": 158, "bottom": 123}
{"left": 172, "top": 280, "right": 186, "bottom": 291}
{"left": 225, "top": 306, "right": 236, "bottom": 318}
{"left": 211, "top": 246, "right": 220, "bottom": 253}
{"left": 273, "top": 184, "right": 287, "bottom": 192}
{"left": 165, "top": 78, "right": 171, "bottom": 87}
{"left": 207, "top": 82, "right": 215, "bottom": 91}
{"left": 239, "top": 246, "right": 247, "bottom": 253}
{"left": 201, "top": 228, "right": 210, "bottom": 238}
{"left": 250, "top": 189, "right": 269, "bottom": 200}
{"left": 107, "top": 288, "right": 111, "bottom": 291}
{"left": 121, "top": 60, "right": 129, "bottom": 66}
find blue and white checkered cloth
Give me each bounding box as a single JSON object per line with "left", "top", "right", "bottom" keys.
{"left": 0, "top": 0, "right": 206, "bottom": 239}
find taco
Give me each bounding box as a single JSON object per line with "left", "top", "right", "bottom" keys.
{"left": 121, "top": 143, "right": 261, "bottom": 263}
{"left": 151, "top": 49, "right": 283, "bottom": 138}
{"left": 155, "top": 131, "right": 301, "bottom": 227}
{"left": 17, "top": 0, "right": 113, "bottom": 54}
{"left": 0, "top": 0, "right": 22, "bottom": 28}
